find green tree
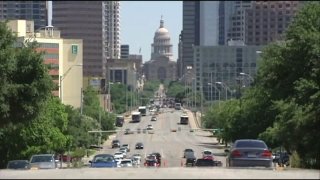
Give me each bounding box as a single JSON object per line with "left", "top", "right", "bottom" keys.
{"left": 0, "top": 21, "right": 53, "bottom": 127}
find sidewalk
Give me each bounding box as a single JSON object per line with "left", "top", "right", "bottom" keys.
{"left": 183, "top": 108, "right": 198, "bottom": 130}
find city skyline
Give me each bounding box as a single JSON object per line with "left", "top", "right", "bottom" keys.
{"left": 121, "top": 1, "right": 182, "bottom": 62}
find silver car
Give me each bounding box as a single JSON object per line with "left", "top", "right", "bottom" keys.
{"left": 226, "top": 139, "right": 273, "bottom": 168}
{"left": 29, "top": 154, "right": 58, "bottom": 169}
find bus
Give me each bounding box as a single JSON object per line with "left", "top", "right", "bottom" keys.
{"left": 138, "top": 106, "right": 147, "bottom": 116}
{"left": 132, "top": 112, "right": 141, "bottom": 123}
{"left": 175, "top": 103, "right": 182, "bottom": 110}
{"left": 180, "top": 114, "right": 189, "bottom": 125}
{"left": 115, "top": 115, "right": 124, "bottom": 127}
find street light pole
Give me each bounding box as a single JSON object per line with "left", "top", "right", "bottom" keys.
{"left": 216, "top": 81, "right": 229, "bottom": 100}
{"left": 59, "top": 64, "right": 82, "bottom": 103}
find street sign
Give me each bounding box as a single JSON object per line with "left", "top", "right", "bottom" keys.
{"left": 71, "top": 45, "right": 78, "bottom": 54}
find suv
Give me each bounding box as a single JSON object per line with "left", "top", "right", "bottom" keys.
{"left": 29, "top": 154, "right": 58, "bottom": 169}
{"left": 183, "top": 148, "right": 194, "bottom": 158}
{"left": 112, "top": 140, "right": 120, "bottom": 148}
{"left": 185, "top": 153, "right": 196, "bottom": 166}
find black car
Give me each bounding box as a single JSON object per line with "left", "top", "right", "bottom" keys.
{"left": 195, "top": 159, "right": 215, "bottom": 167}
{"left": 273, "top": 152, "right": 290, "bottom": 166}
{"left": 135, "top": 142, "right": 144, "bottom": 149}
{"left": 185, "top": 154, "right": 196, "bottom": 166}
{"left": 151, "top": 152, "right": 161, "bottom": 164}
{"left": 7, "top": 160, "right": 29, "bottom": 170}
{"left": 112, "top": 140, "right": 120, "bottom": 148}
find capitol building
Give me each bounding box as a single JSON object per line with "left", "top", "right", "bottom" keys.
{"left": 143, "top": 17, "right": 177, "bottom": 82}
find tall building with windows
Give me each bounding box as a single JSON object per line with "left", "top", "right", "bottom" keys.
{"left": 52, "top": 1, "right": 120, "bottom": 77}
{"left": 121, "top": 44, "right": 129, "bottom": 59}
{"left": 181, "top": 1, "right": 219, "bottom": 77}
{"left": 0, "top": 1, "right": 47, "bottom": 30}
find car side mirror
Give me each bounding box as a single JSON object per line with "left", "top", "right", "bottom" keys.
{"left": 89, "top": 160, "right": 92, "bottom": 163}
{"left": 224, "top": 149, "right": 230, "bottom": 153}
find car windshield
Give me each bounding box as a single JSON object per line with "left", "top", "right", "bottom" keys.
{"left": 121, "top": 160, "right": 131, "bottom": 164}
{"left": 185, "top": 149, "right": 193, "bottom": 152}
{"left": 30, "top": 155, "right": 53, "bottom": 163}
{"left": 235, "top": 141, "right": 267, "bottom": 148}
{"left": 93, "top": 155, "right": 114, "bottom": 163}
{"left": 203, "top": 151, "right": 212, "bottom": 155}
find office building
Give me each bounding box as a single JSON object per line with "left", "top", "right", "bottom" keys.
{"left": 181, "top": 1, "right": 219, "bottom": 77}
{"left": 193, "top": 43, "right": 264, "bottom": 101}
{"left": 121, "top": 44, "right": 129, "bottom": 59}
{"left": 52, "top": 1, "right": 120, "bottom": 77}
{"left": 0, "top": 1, "right": 47, "bottom": 30}
{"left": 8, "top": 20, "right": 83, "bottom": 108}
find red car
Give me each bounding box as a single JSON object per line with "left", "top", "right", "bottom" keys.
{"left": 144, "top": 159, "right": 160, "bottom": 167}
{"left": 203, "top": 155, "right": 214, "bottom": 161}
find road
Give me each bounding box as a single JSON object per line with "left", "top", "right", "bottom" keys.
{"left": 1, "top": 85, "right": 319, "bottom": 179}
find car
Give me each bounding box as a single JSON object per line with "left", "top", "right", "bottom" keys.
{"left": 119, "top": 148, "right": 127, "bottom": 157}
{"left": 272, "top": 151, "right": 290, "bottom": 166}
{"left": 137, "top": 128, "right": 141, "bottom": 134}
{"left": 225, "top": 139, "right": 273, "bottom": 168}
{"left": 29, "top": 154, "right": 59, "bottom": 169}
{"left": 202, "top": 150, "right": 213, "bottom": 158}
{"left": 112, "top": 140, "right": 120, "bottom": 148}
{"left": 185, "top": 154, "right": 197, "bottom": 166}
{"left": 7, "top": 160, "right": 29, "bottom": 170}
{"left": 114, "top": 157, "right": 122, "bottom": 167}
{"left": 146, "top": 124, "right": 153, "bottom": 130}
{"left": 125, "top": 128, "right": 133, "bottom": 135}
{"left": 144, "top": 159, "right": 159, "bottom": 167}
{"left": 131, "top": 156, "right": 141, "bottom": 166}
{"left": 135, "top": 142, "right": 144, "bottom": 149}
{"left": 151, "top": 116, "right": 157, "bottom": 121}
{"left": 151, "top": 152, "right": 162, "bottom": 165}
{"left": 89, "top": 154, "right": 117, "bottom": 168}
{"left": 121, "top": 144, "right": 130, "bottom": 152}
{"left": 142, "top": 128, "right": 147, "bottom": 133}
{"left": 195, "top": 158, "right": 215, "bottom": 167}
{"left": 114, "top": 152, "right": 124, "bottom": 159}
{"left": 120, "top": 159, "right": 133, "bottom": 167}
{"left": 183, "top": 148, "right": 194, "bottom": 158}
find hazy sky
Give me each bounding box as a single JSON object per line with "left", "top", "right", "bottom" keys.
{"left": 121, "top": 1, "right": 182, "bottom": 62}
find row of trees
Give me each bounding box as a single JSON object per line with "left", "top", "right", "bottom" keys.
{"left": 202, "top": 2, "right": 320, "bottom": 169}
{"left": 0, "top": 21, "right": 115, "bottom": 168}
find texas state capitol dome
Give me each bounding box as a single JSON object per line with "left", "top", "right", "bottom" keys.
{"left": 151, "top": 17, "right": 173, "bottom": 60}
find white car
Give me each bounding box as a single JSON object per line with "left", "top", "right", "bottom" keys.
{"left": 114, "top": 157, "right": 122, "bottom": 167}
{"left": 120, "top": 159, "right": 133, "bottom": 167}
{"left": 121, "top": 144, "right": 130, "bottom": 152}
{"left": 147, "top": 124, "right": 153, "bottom": 130}
{"left": 131, "top": 155, "right": 141, "bottom": 165}
{"left": 114, "top": 152, "right": 124, "bottom": 159}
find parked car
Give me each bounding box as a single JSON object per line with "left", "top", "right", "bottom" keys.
{"left": 121, "top": 144, "right": 130, "bottom": 152}
{"left": 120, "top": 159, "right": 133, "bottom": 167}
{"left": 183, "top": 148, "right": 194, "bottom": 158}
{"left": 29, "top": 154, "right": 59, "bottom": 169}
{"left": 125, "top": 128, "right": 133, "bottom": 135}
{"left": 89, "top": 154, "right": 117, "bottom": 168}
{"left": 112, "top": 140, "right": 120, "bottom": 148}
{"left": 151, "top": 152, "right": 162, "bottom": 165}
{"left": 225, "top": 139, "right": 273, "bottom": 168}
{"left": 135, "top": 142, "right": 144, "bottom": 149}
{"left": 7, "top": 160, "right": 29, "bottom": 170}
